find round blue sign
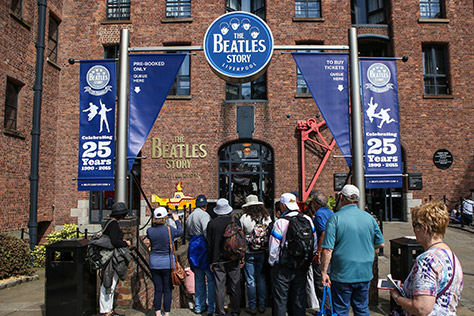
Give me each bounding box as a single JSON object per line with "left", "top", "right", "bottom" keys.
{"left": 203, "top": 11, "right": 274, "bottom": 83}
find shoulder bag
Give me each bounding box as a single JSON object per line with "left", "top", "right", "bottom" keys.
{"left": 168, "top": 226, "right": 186, "bottom": 285}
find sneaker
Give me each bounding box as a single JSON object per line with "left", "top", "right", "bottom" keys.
{"left": 258, "top": 307, "right": 266, "bottom": 314}
{"left": 246, "top": 307, "right": 257, "bottom": 315}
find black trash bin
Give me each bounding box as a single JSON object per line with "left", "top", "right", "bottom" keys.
{"left": 389, "top": 237, "right": 424, "bottom": 309}
{"left": 45, "top": 238, "right": 97, "bottom": 316}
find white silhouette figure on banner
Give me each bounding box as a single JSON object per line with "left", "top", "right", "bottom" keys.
{"left": 377, "top": 108, "right": 395, "bottom": 128}
{"left": 366, "top": 97, "right": 396, "bottom": 129}
{"left": 83, "top": 102, "right": 98, "bottom": 121}
{"left": 98, "top": 99, "right": 112, "bottom": 133}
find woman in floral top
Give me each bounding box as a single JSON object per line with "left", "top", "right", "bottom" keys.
{"left": 390, "top": 201, "right": 463, "bottom": 315}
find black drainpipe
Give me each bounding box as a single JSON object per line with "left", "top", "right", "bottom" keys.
{"left": 28, "top": 0, "right": 47, "bottom": 250}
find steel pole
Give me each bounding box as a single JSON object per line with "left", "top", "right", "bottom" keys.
{"left": 28, "top": 0, "right": 47, "bottom": 250}
{"left": 348, "top": 28, "right": 366, "bottom": 209}
{"left": 115, "top": 29, "right": 130, "bottom": 204}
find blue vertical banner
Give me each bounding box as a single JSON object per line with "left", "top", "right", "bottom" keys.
{"left": 78, "top": 60, "right": 116, "bottom": 191}
{"left": 360, "top": 58, "right": 402, "bottom": 188}
{"left": 128, "top": 54, "right": 186, "bottom": 170}
{"left": 292, "top": 53, "right": 351, "bottom": 167}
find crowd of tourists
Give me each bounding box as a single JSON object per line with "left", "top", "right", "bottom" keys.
{"left": 96, "top": 184, "right": 464, "bottom": 316}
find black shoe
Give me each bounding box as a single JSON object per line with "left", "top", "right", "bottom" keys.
{"left": 246, "top": 307, "right": 257, "bottom": 315}
{"left": 258, "top": 307, "right": 266, "bottom": 314}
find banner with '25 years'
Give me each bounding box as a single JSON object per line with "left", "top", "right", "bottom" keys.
{"left": 78, "top": 60, "right": 116, "bottom": 191}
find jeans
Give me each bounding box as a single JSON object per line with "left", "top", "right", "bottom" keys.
{"left": 331, "top": 280, "right": 370, "bottom": 316}
{"left": 244, "top": 252, "right": 266, "bottom": 309}
{"left": 194, "top": 267, "right": 216, "bottom": 314}
{"left": 151, "top": 269, "right": 173, "bottom": 312}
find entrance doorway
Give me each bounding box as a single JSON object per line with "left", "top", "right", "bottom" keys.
{"left": 218, "top": 141, "right": 274, "bottom": 210}
{"left": 367, "top": 188, "right": 404, "bottom": 221}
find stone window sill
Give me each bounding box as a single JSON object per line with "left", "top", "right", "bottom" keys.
{"left": 293, "top": 17, "right": 325, "bottom": 23}
{"left": 161, "top": 18, "right": 193, "bottom": 23}
{"left": 10, "top": 11, "right": 31, "bottom": 30}
{"left": 295, "top": 93, "right": 312, "bottom": 98}
{"left": 423, "top": 94, "right": 454, "bottom": 99}
{"left": 167, "top": 95, "right": 192, "bottom": 100}
{"left": 418, "top": 18, "right": 449, "bottom": 24}
{"left": 101, "top": 19, "right": 132, "bottom": 25}
{"left": 3, "top": 128, "right": 26, "bottom": 139}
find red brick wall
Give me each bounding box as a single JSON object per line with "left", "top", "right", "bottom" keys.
{"left": 1, "top": 0, "right": 474, "bottom": 233}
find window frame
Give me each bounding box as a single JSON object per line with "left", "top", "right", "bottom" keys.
{"left": 11, "top": 0, "right": 23, "bottom": 17}
{"left": 296, "top": 48, "right": 320, "bottom": 95}
{"left": 419, "top": 0, "right": 444, "bottom": 19}
{"left": 226, "top": 0, "right": 265, "bottom": 19}
{"left": 167, "top": 51, "right": 191, "bottom": 97}
{"left": 295, "top": 0, "right": 322, "bottom": 18}
{"left": 165, "top": 0, "right": 191, "bottom": 19}
{"left": 106, "top": 0, "right": 131, "bottom": 21}
{"left": 225, "top": 74, "right": 267, "bottom": 101}
{"left": 422, "top": 44, "right": 450, "bottom": 95}
{"left": 4, "top": 78, "right": 23, "bottom": 131}
{"left": 47, "top": 14, "right": 59, "bottom": 63}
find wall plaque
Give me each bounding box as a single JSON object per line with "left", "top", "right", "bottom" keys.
{"left": 433, "top": 149, "right": 453, "bottom": 170}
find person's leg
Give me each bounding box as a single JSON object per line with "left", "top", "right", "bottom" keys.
{"left": 306, "top": 264, "right": 319, "bottom": 309}
{"left": 271, "top": 265, "right": 290, "bottom": 316}
{"left": 350, "top": 281, "right": 370, "bottom": 316}
{"left": 150, "top": 269, "right": 164, "bottom": 313}
{"left": 225, "top": 260, "right": 242, "bottom": 315}
{"left": 99, "top": 273, "right": 119, "bottom": 314}
{"left": 330, "top": 280, "right": 352, "bottom": 316}
{"left": 287, "top": 269, "right": 307, "bottom": 316}
{"left": 244, "top": 253, "right": 257, "bottom": 310}
{"left": 194, "top": 268, "right": 207, "bottom": 313}
{"left": 254, "top": 252, "right": 266, "bottom": 310}
{"left": 205, "top": 268, "right": 216, "bottom": 314}
{"left": 162, "top": 269, "right": 173, "bottom": 313}
{"left": 212, "top": 263, "right": 227, "bottom": 316}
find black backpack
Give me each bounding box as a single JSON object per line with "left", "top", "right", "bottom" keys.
{"left": 281, "top": 212, "right": 314, "bottom": 270}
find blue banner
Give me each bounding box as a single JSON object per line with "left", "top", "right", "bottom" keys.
{"left": 292, "top": 53, "right": 351, "bottom": 167}
{"left": 360, "top": 58, "right": 402, "bottom": 188}
{"left": 128, "top": 54, "right": 186, "bottom": 170}
{"left": 78, "top": 60, "right": 116, "bottom": 191}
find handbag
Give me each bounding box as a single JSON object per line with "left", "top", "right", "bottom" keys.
{"left": 168, "top": 226, "right": 186, "bottom": 286}
{"left": 317, "top": 285, "right": 337, "bottom": 316}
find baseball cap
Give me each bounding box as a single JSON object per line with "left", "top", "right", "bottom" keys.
{"left": 153, "top": 207, "right": 168, "bottom": 219}
{"left": 195, "top": 194, "right": 208, "bottom": 207}
{"left": 339, "top": 184, "right": 360, "bottom": 199}
{"left": 280, "top": 193, "right": 299, "bottom": 211}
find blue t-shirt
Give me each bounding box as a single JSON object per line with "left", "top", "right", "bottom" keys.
{"left": 313, "top": 206, "right": 333, "bottom": 240}
{"left": 321, "top": 204, "right": 384, "bottom": 283}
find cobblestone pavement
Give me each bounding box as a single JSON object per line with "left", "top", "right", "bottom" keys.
{"left": 1, "top": 222, "right": 473, "bottom": 316}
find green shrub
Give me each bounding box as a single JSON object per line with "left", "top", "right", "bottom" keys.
{"left": 31, "top": 224, "right": 84, "bottom": 268}
{"left": 0, "top": 234, "right": 33, "bottom": 280}
{"left": 327, "top": 196, "right": 336, "bottom": 211}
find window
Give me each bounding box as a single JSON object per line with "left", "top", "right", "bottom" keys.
{"left": 47, "top": 15, "right": 59, "bottom": 63}
{"left": 106, "top": 0, "right": 131, "bottom": 21}
{"left": 166, "top": 0, "right": 191, "bottom": 18}
{"left": 296, "top": 49, "right": 319, "bottom": 94}
{"left": 11, "top": 0, "right": 22, "bottom": 17}
{"left": 420, "top": 0, "right": 444, "bottom": 18}
{"left": 226, "top": 0, "right": 265, "bottom": 19}
{"left": 104, "top": 45, "right": 119, "bottom": 59}
{"left": 4, "top": 78, "right": 23, "bottom": 130}
{"left": 422, "top": 45, "right": 449, "bottom": 95}
{"left": 226, "top": 74, "right": 267, "bottom": 101}
{"left": 295, "top": 0, "right": 321, "bottom": 18}
{"left": 351, "top": 0, "right": 386, "bottom": 24}
{"left": 168, "top": 51, "right": 190, "bottom": 96}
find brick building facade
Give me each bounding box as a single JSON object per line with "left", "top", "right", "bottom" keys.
{"left": 1, "top": 0, "right": 473, "bottom": 236}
